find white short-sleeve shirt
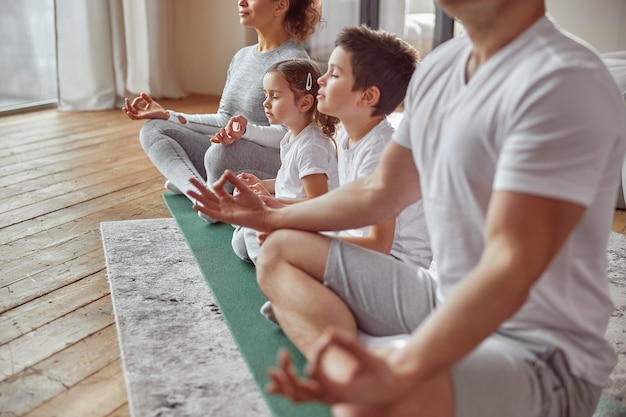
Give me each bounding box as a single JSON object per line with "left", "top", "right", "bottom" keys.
{"left": 274, "top": 123, "right": 339, "bottom": 199}
{"left": 394, "top": 16, "right": 626, "bottom": 385}
{"left": 335, "top": 118, "right": 432, "bottom": 268}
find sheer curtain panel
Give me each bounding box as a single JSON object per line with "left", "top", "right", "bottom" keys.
{"left": 55, "top": 0, "right": 185, "bottom": 111}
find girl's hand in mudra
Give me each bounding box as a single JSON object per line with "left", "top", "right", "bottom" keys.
{"left": 211, "top": 115, "right": 248, "bottom": 145}
{"left": 238, "top": 172, "right": 262, "bottom": 187}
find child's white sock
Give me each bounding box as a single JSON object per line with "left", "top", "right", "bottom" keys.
{"left": 260, "top": 301, "right": 278, "bottom": 324}
{"left": 164, "top": 180, "right": 183, "bottom": 195}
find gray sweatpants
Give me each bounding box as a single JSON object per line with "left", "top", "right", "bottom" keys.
{"left": 139, "top": 119, "right": 281, "bottom": 198}
{"left": 324, "top": 238, "right": 603, "bottom": 417}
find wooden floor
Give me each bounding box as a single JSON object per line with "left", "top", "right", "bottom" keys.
{"left": 0, "top": 95, "right": 218, "bottom": 417}
{"left": 0, "top": 94, "right": 625, "bottom": 417}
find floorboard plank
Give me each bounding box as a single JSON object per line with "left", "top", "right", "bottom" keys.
{"left": 103, "top": 404, "right": 130, "bottom": 417}
{"left": 0, "top": 369, "right": 65, "bottom": 417}
{"left": 0, "top": 120, "right": 132, "bottom": 161}
{"left": 0, "top": 325, "right": 120, "bottom": 416}
{"left": 0, "top": 253, "right": 104, "bottom": 313}
{"left": 0, "top": 296, "right": 114, "bottom": 379}
{"left": 0, "top": 131, "right": 140, "bottom": 180}
{"left": 0, "top": 180, "right": 164, "bottom": 246}
{"left": 0, "top": 137, "right": 144, "bottom": 189}
{"left": 613, "top": 210, "right": 626, "bottom": 234}
{"left": 0, "top": 151, "right": 148, "bottom": 200}
{"left": 23, "top": 359, "right": 126, "bottom": 417}
{"left": 0, "top": 272, "right": 110, "bottom": 345}
{"left": 0, "top": 194, "right": 169, "bottom": 271}
{"left": 0, "top": 227, "right": 106, "bottom": 288}
{"left": 0, "top": 164, "right": 160, "bottom": 227}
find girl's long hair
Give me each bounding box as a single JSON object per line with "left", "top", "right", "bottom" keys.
{"left": 283, "top": 0, "right": 322, "bottom": 43}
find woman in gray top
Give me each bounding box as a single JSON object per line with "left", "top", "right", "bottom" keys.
{"left": 122, "top": 0, "right": 322, "bottom": 213}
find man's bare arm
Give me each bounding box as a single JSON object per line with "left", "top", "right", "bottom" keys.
{"left": 389, "top": 190, "right": 586, "bottom": 393}
{"left": 189, "top": 141, "right": 421, "bottom": 233}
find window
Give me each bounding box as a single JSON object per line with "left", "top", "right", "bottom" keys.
{"left": 309, "top": 0, "right": 458, "bottom": 68}
{"left": 0, "top": 0, "right": 57, "bottom": 114}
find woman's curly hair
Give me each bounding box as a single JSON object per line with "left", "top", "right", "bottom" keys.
{"left": 284, "top": 0, "right": 322, "bottom": 43}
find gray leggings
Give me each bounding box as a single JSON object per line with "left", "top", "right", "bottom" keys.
{"left": 139, "top": 119, "right": 281, "bottom": 198}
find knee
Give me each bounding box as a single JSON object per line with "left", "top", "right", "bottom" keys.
{"left": 256, "top": 230, "right": 293, "bottom": 294}
{"left": 204, "top": 144, "right": 231, "bottom": 184}
{"left": 204, "top": 143, "right": 229, "bottom": 169}
{"left": 203, "top": 142, "right": 224, "bottom": 167}
{"left": 139, "top": 119, "right": 168, "bottom": 150}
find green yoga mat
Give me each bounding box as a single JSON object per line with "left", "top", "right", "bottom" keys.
{"left": 163, "top": 193, "right": 332, "bottom": 417}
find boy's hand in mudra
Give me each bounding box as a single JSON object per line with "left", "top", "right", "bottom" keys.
{"left": 188, "top": 173, "right": 272, "bottom": 232}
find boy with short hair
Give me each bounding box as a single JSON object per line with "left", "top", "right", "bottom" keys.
{"left": 315, "top": 25, "right": 431, "bottom": 268}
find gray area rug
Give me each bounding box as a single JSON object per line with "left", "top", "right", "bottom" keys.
{"left": 101, "top": 218, "right": 626, "bottom": 416}
{"left": 101, "top": 219, "right": 270, "bottom": 417}
{"left": 605, "top": 231, "right": 626, "bottom": 407}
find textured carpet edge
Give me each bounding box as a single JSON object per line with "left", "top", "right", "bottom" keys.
{"left": 101, "top": 218, "right": 271, "bottom": 417}
{"left": 100, "top": 220, "right": 152, "bottom": 417}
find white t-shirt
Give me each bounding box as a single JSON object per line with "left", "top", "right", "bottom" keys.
{"left": 394, "top": 16, "right": 626, "bottom": 385}
{"left": 335, "top": 118, "right": 432, "bottom": 268}
{"left": 274, "top": 123, "right": 339, "bottom": 199}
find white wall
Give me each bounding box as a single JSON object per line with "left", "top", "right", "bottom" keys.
{"left": 174, "top": 0, "right": 255, "bottom": 96}
{"left": 174, "top": 1, "right": 626, "bottom": 95}
{"left": 547, "top": 0, "right": 626, "bottom": 53}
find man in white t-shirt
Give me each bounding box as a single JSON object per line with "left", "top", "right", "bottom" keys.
{"left": 188, "top": 1, "right": 626, "bottom": 415}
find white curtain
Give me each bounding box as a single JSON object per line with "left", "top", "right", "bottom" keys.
{"left": 309, "top": 0, "right": 360, "bottom": 63}
{"left": 55, "top": 0, "right": 185, "bottom": 111}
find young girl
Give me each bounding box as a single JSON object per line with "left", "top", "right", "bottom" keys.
{"left": 229, "top": 58, "right": 340, "bottom": 264}
{"left": 122, "top": 0, "right": 323, "bottom": 206}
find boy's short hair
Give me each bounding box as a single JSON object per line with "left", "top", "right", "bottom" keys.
{"left": 336, "top": 25, "right": 420, "bottom": 116}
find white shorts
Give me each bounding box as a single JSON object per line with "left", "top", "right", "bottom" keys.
{"left": 323, "top": 239, "right": 602, "bottom": 417}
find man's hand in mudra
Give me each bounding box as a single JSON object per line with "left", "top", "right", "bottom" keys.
{"left": 187, "top": 172, "right": 272, "bottom": 232}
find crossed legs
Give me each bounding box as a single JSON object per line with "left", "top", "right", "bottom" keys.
{"left": 256, "top": 230, "right": 454, "bottom": 417}
{"left": 256, "top": 230, "right": 358, "bottom": 358}
{"left": 255, "top": 228, "right": 603, "bottom": 417}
